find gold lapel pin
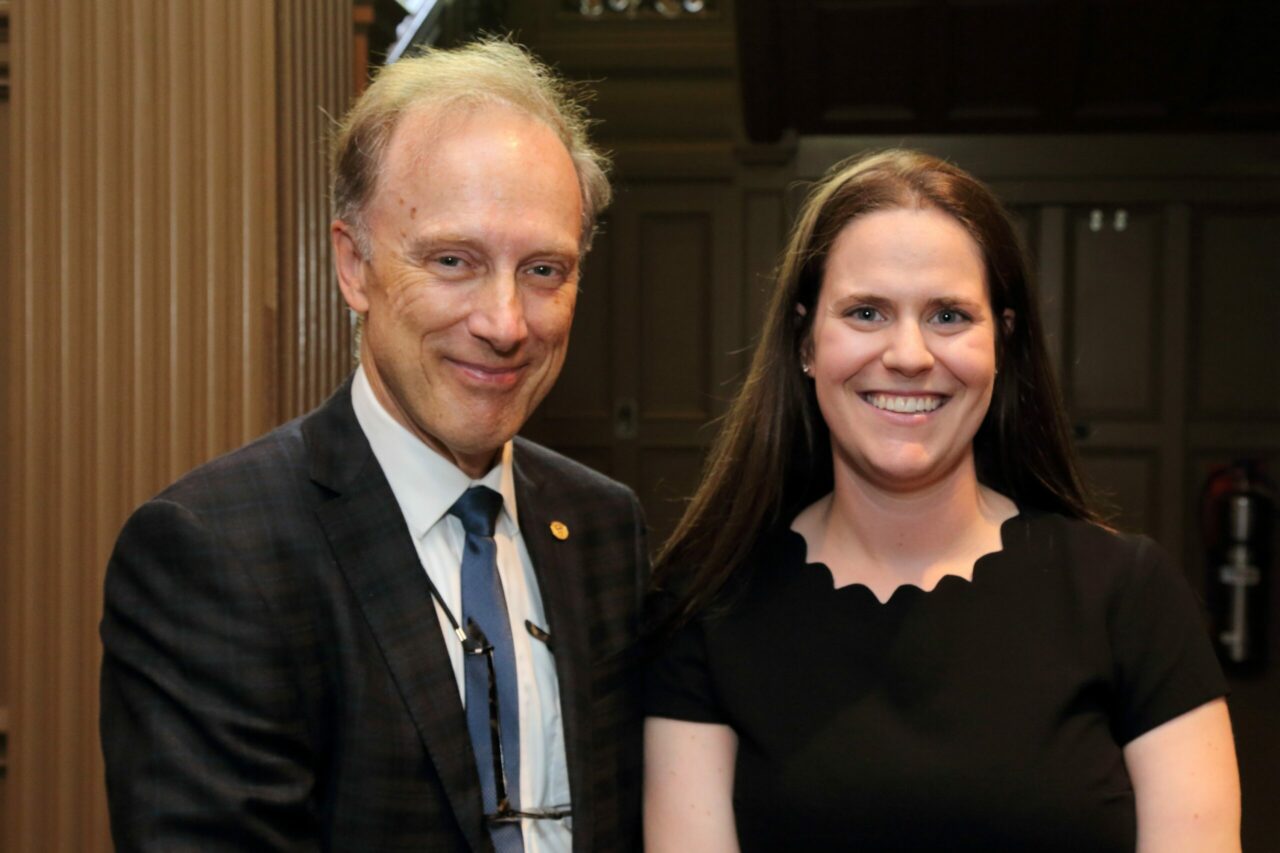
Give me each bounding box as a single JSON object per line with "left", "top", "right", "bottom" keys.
{"left": 549, "top": 520, "right": 569, "bottom": 541}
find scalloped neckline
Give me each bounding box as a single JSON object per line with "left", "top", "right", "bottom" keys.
{"left": 784, "top": 509, "right": 1025, "bottom": 607}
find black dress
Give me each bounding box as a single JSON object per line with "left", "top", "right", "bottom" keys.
{"left": 645, "top": 510, "right": 1226, "bottom": 851}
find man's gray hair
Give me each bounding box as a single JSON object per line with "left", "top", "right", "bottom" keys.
{"left": 331, "top": 38, "right": 612, "bottom": 256}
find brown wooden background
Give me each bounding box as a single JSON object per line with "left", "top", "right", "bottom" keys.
{"left": 1, "top": 1, "right": 353, "bottom": 848}
{"left": 4, "top": 0, "right": 1279, "bottom": 849}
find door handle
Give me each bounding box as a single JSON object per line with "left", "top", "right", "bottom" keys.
{"left": 614, "top": 397, "right": 638, "bottom": 440}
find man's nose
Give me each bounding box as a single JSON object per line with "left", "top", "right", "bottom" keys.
{"left": 468, "top": 274, "right": 529, "bottom": 353}
{"left": 881, "top": 322, "right": 935, "bottom": 375}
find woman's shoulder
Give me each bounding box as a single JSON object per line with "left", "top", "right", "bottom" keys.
{"left": 1011, "top": 508, "right": 1153, "bottom": 559}
{"left": 647, "top": 524, "right": 797, "bottom": 621}
{"left": 1008, "top": 508, "right": 1177, "bottom": 596}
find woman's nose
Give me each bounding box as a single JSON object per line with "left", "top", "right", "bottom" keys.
{"left": 880, "top": 322, "right": 935, "bottom": 375}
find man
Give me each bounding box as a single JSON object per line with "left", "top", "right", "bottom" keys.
{"left": 100, "top": 40, "right": 647, "bottom": 852}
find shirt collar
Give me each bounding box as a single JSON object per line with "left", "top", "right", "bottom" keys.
{"left": 351, "top": 365, "right": 520, "bottom": 539}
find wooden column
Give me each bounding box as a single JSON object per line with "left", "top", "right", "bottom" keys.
{"left": 277, "top": 0, "right": 356, "bottom": 416}
{"left": 1, "top": 1, "right": 351, "bottom": 849}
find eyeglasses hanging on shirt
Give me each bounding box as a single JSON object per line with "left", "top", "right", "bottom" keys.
{"left": 422, "top": 571, "right": 571, "bottom": 826}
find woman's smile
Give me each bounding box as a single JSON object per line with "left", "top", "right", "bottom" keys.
{"left": 860, "top": 392, "right": 948, "bottom": 415}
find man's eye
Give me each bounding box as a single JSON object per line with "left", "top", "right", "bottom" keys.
{"left": 529, "top": 264, "right": 556, "bottom": 277}
{"left": 436, "top": 255, "right": 463, "bottom": 268}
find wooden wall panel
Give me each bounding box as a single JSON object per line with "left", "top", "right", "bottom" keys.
{"left": 542, "top": 224, "right": 615, "bottom": 420}
{"left": 1077, "top": 450, "right": 1159, "bottom": 535}
{"left": 639, "top": 448, "right": 708, "bottom": 554}
{"left": 277, "top": 0, "right": 356, "bottom": 416}
{"left": 4, "top": 3, "right": 275, "bottom": 847}
{"left": 639, "top": 213, "right": 712, "bottom": 418}
{"left": 522, "top": 183, "right": 741, "bottom": 544}
{"left": 2, "top": 1, "right": 351, "bottom": 849}
{"left": 742, "top": 189, "right": 785, "bottom": 335}
{"left": 0, "top": 0, "right": 11, "bottom": 828}
{"left": 1068, "top": 206, "right": 1162, "bottom": 419}
{"left": 1190, "top": 209, "right": 1280, "bottom": 420}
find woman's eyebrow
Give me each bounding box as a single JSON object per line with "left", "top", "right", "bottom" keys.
{"left": 829, "top": 292, "right": 892, "bottom": 310}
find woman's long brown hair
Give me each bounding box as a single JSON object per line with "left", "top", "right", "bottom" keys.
{"left": 652, "top": 150, "right": 1100, "bottom": 632}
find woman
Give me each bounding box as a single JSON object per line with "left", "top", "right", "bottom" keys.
{"left": 643, "top": 150, "right": 1240, "bottom": 851}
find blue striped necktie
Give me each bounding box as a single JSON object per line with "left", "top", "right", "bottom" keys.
{"left": 451, "top": 485, "right": 524, "bottom": 853}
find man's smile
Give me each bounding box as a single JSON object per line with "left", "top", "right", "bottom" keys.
{"left": 446, "top": 356, "right": 528, "bottom": 388}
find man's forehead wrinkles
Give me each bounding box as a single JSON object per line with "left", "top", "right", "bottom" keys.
{"left": 386, "top": 103, "right": 549, "bottom": 175}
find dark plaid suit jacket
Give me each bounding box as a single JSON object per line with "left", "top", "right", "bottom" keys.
{"left": 100, "top": 378, "right": 648, "bottom": 852}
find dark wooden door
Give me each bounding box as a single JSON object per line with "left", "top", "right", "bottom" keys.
{"left": 524, "top": 182, "right": 742, "bottom": 545}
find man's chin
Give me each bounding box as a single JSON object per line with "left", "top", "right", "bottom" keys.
{"left": 439, "top": 422, "right": 522, "bottom": 468}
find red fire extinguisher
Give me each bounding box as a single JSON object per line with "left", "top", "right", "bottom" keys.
{"left": 1201, "top": 461, "right": 1274, "bottom": 673}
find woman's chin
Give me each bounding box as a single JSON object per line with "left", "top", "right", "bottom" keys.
{"left": 843, "top": 449, "right": 975, "bottom": 494}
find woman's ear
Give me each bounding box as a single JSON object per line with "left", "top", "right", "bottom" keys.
{"left": 995, "top": 309, "right": 1015, "bottom": 374}
{"left": 796, "top": 304, "right": 814, "bottom": 373}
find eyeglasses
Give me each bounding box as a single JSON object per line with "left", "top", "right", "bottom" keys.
{"left": 463, "top": 619, "right": 572, "bottom": 827}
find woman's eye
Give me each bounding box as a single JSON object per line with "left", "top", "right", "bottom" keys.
{"left": 934, "top": 308, "right": 969, "bottom": 325}
{"left": 849, "top": 306, "right": 881, "bottom": 322}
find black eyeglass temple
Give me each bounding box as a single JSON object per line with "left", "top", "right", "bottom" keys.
{"left": 463, "top": 619, "right": 572, "bottom": 827}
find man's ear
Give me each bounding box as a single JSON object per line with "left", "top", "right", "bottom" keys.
{"left": 332, "top": 220, "right": 371, "bottom": 314}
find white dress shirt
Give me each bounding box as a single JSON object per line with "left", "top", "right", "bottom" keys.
{"left": 352, "top": 366, "right": 572, "bottom": 852}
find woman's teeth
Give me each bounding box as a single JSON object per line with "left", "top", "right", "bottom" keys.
{"left": 864, "top": 393, "right": 943, "bottom": 414}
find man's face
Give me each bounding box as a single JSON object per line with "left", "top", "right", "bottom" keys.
{"left": 333, "top": 104, "right": 583, "bottom": 477}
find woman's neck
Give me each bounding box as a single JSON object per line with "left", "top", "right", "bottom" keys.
{"left": 793, "top": 454, "right": 1017, "bottom": 597}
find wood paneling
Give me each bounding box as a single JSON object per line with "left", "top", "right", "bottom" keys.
{"left": 4, "top": 4, "right": 275, "bottom": 846}
{"left": 2, "top": 1, "right": 351, "bottom": 849}
{"left": 276, "top": 0, "right": 356, "bottom": 415}
{"left": 738, "top": 0, "right": 1280, "bottom": 139}
{"left": 524, "top": 184, "right": 741, "bottom": 544}
{"left": 542, "top": 224, "right": 615, "bottom": 420}
{"left": 742, "top": 189, "right": 786, "bottom": 335}
{"left": 639, "top": 213, "right": 712, "bottom": 418}
{"left": 1068, "top": 206, "right": 1162, "bottom": 419}
{"left": 504, "top": 1, "right": 740, "bottom": 153}
{"left": 1190, "top": 208, "right": 1280, "bottom": 421}
{"left": 1077, "top": 450, "right": 1159, "bottom": 535}
{"left": 639, "top": 448, "right": 708, "bottom": 549}
{"left": 0, "top": 0, "right": 9, "bottom": 834}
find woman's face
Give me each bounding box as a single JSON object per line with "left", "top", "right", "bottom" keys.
{"left": 805, "top": 206, "right": 1000, "bottom": 495}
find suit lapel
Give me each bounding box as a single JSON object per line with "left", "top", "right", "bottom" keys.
{"left": 305, "top": 382, "right": 489, "bottom": 852}
{"left": 513, "top": 446, "right": 596, "bottom": 848}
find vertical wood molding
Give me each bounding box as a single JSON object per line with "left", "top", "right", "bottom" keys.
{"left": 0, "top": 1, "right": 11, "bottom": 840}
{"left": 1158, "top": 204, "right": 1191, "bottom": 562}
{"left": 277, "top": 0, "right": 355, "bottom": 418}
{"left": 2, "top": 1, "right": 350, "bottom": 849}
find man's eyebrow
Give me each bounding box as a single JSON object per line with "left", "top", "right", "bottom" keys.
{"left": 403, "top": 234, "right": 485, "bottom": 256}
{"left": 403, "top": 234, "right": 581, "bottom": 262}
